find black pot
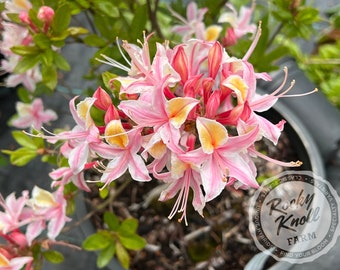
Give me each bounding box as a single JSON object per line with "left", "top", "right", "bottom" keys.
{"left": 247, "top": 58, "right": 340, "bottom": 270}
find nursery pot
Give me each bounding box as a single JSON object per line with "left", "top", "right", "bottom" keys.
{"left": 245, "top": 99, "right": 327, "bottom": 270}
{"left": 246, "top": 58, "right": 340, "bottom": 270}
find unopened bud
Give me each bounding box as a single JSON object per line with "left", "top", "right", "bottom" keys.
{"left": 37, "top": 6, "right": 55, "bottom": 23}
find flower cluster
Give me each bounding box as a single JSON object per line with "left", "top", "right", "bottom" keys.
{"left": 0, "top": 186, "right": 70, "bottom": 269}
{"left": 46, "top": 29, "right": 302, "bottom": 225}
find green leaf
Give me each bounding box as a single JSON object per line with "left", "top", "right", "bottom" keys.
{"left": 99, "top": 187, "right": 109, "bottom": 199}
{"left": 53, "top": 52, "right": 71, "bottom": 71}
{"left": 68, "top": 26, "right": 89, "bottom": 36}
{"left": 2, "top": 148, "right": 37, "bottom": 166}
{"left": 115, "top": 242, "right": 130, "bottom": 269}
{"left": 118, "top": 218, "right": 138, "bottom": 236}
{"left": 93, "top": 1, "right": 119, "bottom": 18}
{"left": 82, "top": 232, "right": 112, "bottom": 251}
{"left": 42, "top": 250, "right": 64, "bottom": 264}
{"left": 101, "top": 71, "right": 118, "bottom": 91}
{"left": 12, "top": 130, "right": 38, "bottom": 149}
{"left": 93, "top": 14, "right": 112, "bottom": 40}
{"left": 33, "top": 34, "right": 51, "bottom": 49}
{"left": 13, "top": 55, "right": 41, "bottom": 74}
{"left": 11, "top": 45, "right": 41, "bottom": 56}
{"left": 17, "top": 87, "right": 31, "bottom": 103}
{"left": 75, "top": 0, "right": 91, "bottom": 8}
{"left": 52, "top": 4, "right": 71, "bottom": 34}
{"left": 42, "top": 65, "right": 57, "bottom": 89}
{"left": 119, "top": 234, "right": 146, "bottom": 251}
{"left": 97, "top": 244, "right": 116, "bottom": 268}
{"left": 41, "top": 49, "right": 54, "bottom": 66}
{"left": 130, "top": 4, "right": 148, "bottom": 40}
{"left": 83, "top": 34, "right": 107, "bottom": 47}
{"left": 104, "top": 212, "right": 120, "bottom": 231}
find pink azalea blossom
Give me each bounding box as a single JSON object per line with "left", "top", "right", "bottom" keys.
{"left": 3, "top": 0, "right": 32, "bottom": 14}
{"left": 26, "top": 186, "right": 71, "bottom": 243}
{"left": 10, "top": 98, "right": 57, "bottom": 130}
{"left": 218, "top": 3, "right": 256, "bottom": 39}
{"left": 49, "top": 166, "right": 91, "bottom": 192}
{"left": 45, "top": 97, "right": 111, "bottom": 174}
{"left": 97, "top": 121, "right": 151, "bottom": 188}
{"left": 0, "top": 191, "right": 29, "bottom": 234}
{"left": 170, "top": 2, "right": 208, "bottom": 41}
{"left": 158, "top": 136, "right": 205, "bottom": 225}
{"left": 0, "top": 252, "right": 33, "bottom": 270}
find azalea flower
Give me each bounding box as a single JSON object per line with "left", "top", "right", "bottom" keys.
{"left": 3, "top": 0, "right": 32, "bottom": 14}
{"left": 0, "top": 191, "right": 29, "bottom": 234}
{"left": 26, "top": 186, "right": 71, "bottom": 244}
{"left": 218, "top": 3, "right": 256, "bottom": 43}
{"left": 0, "top": 252, "right": 33, "bottom": 270}
{"left": 170, "top": 1, "right": 208, "bottom": 41}
{"left": 49, "top": 166, "right": 91, "bottom": 192}
{"left": 97, "top": 121, "right": 151, "bottom": 188}
{"left": 10, "top": 98, "right": 57, "bottom": 130}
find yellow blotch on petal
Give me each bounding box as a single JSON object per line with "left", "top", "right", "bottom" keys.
{"left": 223, "top": 75, "right": 248, "bottom": 103}
{"left": 0, "top": 253, "right": 10, "bottom": 267}
{"left": 105, "top": 120, "right": 129, "bottom": 148}
{"left": 31, "top": 186, "right": 57, "bottom": 208}
{"left": 171, "top": 155, "right": 189, "bottom": 179}
{"left": 14, "top": 0, "right": 31, "bottom": 9}
{"left": 205, "top": 25, "right": 223, "bottom": 41}
{"left": 167, "top": 97, "right": 198, "bottom": 128}
{"left": 77, "top": 98, "right": 95, "bottom": 128}
{"left": 148, "top": 140, "right": 167, "bottom": 159}
{"left": 197, "top": 117, "right": 228, "bottom": 154}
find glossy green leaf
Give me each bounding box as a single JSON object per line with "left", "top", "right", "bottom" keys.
{"left": 83, "top": 34, "right": 107, "bottom": 47}
{"left": 93, "top": 1, "right": 119, "bottom": 18}
{"left": 11, "top": 45, "right": 41, "bottom": 56}
{"left": 99, "top": 187, "right": 109, "bottom": 199}
{"left": 82, "top": 232, "right": 112, "bottom": 251}
{"left": 102, "top": 71, "right": 117, "bottom": 90}
{"left": 68, "top": 27, "right": 89, "bottom": 36}
{"left": 53, "top": 52, "right": 71, "bottom": 71}
{"left": 75, "top": 0, "right": 91, "bottom": 8}
{"left": 118, "top": 218, "right": 138, "bottom": 236}
{"left": 33, "top": 34, "right": 51, "bottom": 49}
{"left": 42, "top": 65, "right": 57, "bottom": 89}
{"left": 115, "top": 242, "right": 130, "bottom": 269}
{"left": 52, "top": 4, "right": 71, "bottom": 34}
{"left": 103, "top": 212, "right": 120, "bottom": 231}
{"left": 97, "top": 244, "right": 116, "bottom": 268}
{"left": 119, "top": 234, "right": 146, "bottom": 251}
{"left": 12, "top": 130, "right": 38, "bottom": 149}
{"left": 17, "top": 87, "right": 31, "bottom": 103}
{"left": 2, "top": 148, "right": 37, "bottom": 166}
{"left": 13, "top": 55, "right": 41, "bottom": 73}
{"left": 42, "top": 250, "right": 64, "bottom": 264}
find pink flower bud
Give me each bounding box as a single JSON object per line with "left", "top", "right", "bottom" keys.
{"left": 19, "top": 11, "right": 30, "bottom": 24}
{"left": 93, "top": 87, "right": 112, "bottom": 110}
{"left": 37, "top": 6, "right": 55, "bottom": 23}
{"left": 208, "top": 42, "right": 223, "bottom": 79}
{"left": 104, "top": 104, "right": 120, "bottom": 124}
{"left": 19, "top": 11, "right": 39, "bottom": 33}
{"left": 8, "top": 231, "right": 28, "bottom": 248}
{"left": 172, "top": 46, "right": 189, "bottom": 83}
{"left": 222, "top": 28, "right": 238, "bottom": 47}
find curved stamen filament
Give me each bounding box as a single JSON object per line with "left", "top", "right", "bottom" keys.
{"left": 250, "top": 148, "right": 303, "bottom": 167}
